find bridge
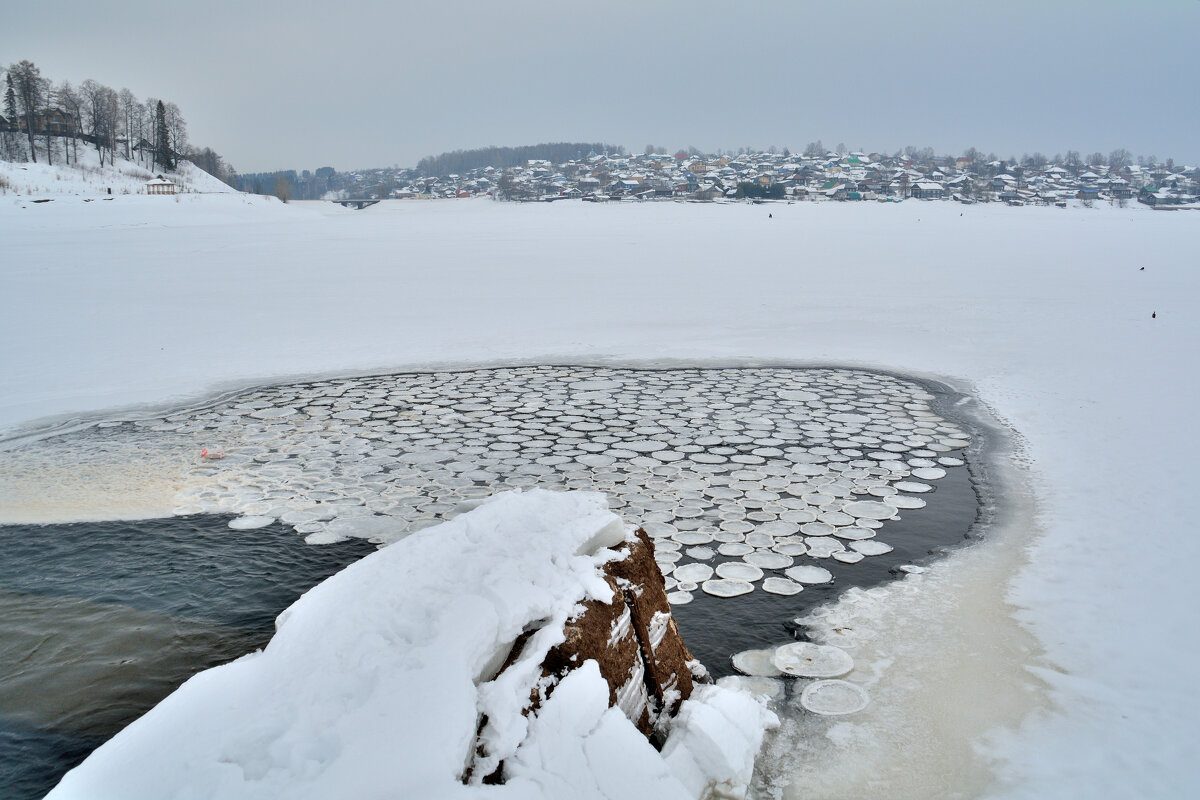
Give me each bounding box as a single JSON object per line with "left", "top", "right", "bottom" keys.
{"left": 333, "top": 198, "right": 381, "bottom": 210}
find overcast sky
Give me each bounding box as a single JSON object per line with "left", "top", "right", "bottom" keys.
{"left": 6, "top": 0, "right": 1199, "bottom": 173}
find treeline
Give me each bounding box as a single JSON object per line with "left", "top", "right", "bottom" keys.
{"left": 416, "top": 142, "right": 625, "bottom": 176}
{"left": 1, "top": 59, "right": 235, "bottom": 184}
{"left": 236, "top": 167, "right": 341, "bottom": 201}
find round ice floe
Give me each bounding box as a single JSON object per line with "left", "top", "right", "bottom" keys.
{"left": 799, "top": 680, "right": 870, "bottom": 715}
{"left": 778, "top": 389, "right": 819, "bottom": 402}
{"left": 762, "top": 577, "right": 804, "bottom": 596}
{"left": 938, "top": 456, "right": 964, "bottom": 467}
{"left": 842, "top": 500, "right": 897, "bottom": 520}
{"left": 745, "top": 551, "right": 794, "bottom": 570}
{"left": 745, "top": 532, "right": 775, "bottom": 549}
{"left": 832, "top": 550, "right": 864, "bottom": 564}
{"left": 686, "top": 546, "right": 715, "bottom": 561}
{"left": 674, "top": 563, "right": 715, "bottom": 583}
{"left": 780, "top": 509, "right": 817, "bottom": 524}
{"left": 655, "top": 550, "right": 683, "bottom": 564}
{"left": 674, "top": 531, "right": 714, "bottom": 546}
{"left": 717, "top": 675, "right": 785, "bottom": 701}
{"left": 773, "top": 642, "right": 854, "bottom": 678}
{"left": 774, "top": 542, "right": 809, "bottom": 557}
{"left": 228, "top": 515, "right": 276, "bottom": 530}
{"left": 911, "top": 467, "right": 947, "bottom": 480}
{"left": 832, "top": 526, "right": 875, "bottom": 541}
{"left": 676, "top": 581, "right": 698, "bottom": 592}
{"left": 894, "top": 481, "right": 932, "bottom": 493}
{"left": 851, "top": 540, "right": 893, "bottom": 556}
{"left": 667, "top": 591, "right": 694, "bottom": 605}
{"left": 718, "top": 542, "right": 754, "bottom": 557}
{"left": 800, "top": 522, "right": 835, "bottom": 537}
{"left": 758, "top": 520, "right": 799, "bottom": 536}
{"left": 885, "top": 494, "right": 926, "bottom": 510}
{"left": 701, "top": 579, "right": 754, "bottom": 598}
{"left": 249, "top": 407, "right": 297, "bottom": 419}
{"left": 804, "top": 538, "right": 845, "bottom": 558}
{"left": 716, "top": 562, "right": 764, "bottom": 582}
{"left": 732, "top": 648, "right": 785, "bottom": 677}
{"left": 785, "top": 565, "right": 833, "bottom": 584}
{"left": 817, "top": 511, "right": 854, "bottom": 527}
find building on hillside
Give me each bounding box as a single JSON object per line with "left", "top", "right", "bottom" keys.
{"left": 911, "top": 181, "right": 945, "bottom": 199}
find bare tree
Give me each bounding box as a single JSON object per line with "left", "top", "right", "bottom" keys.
{"left": 164, "top": 101, "right": 188, "bottom": 163}
{"left": 56, "top": 80, "right": 84, "bottom": 165}
{"left": 80, "top": 79, "right": 120, "bottom": 166}
{"left": 119, "top": 88, "right": 137, "bottom": 160}
{"left": 1108, "top": 148, "right": 1132, "bottom": 171}
{"left": 144, "top": 97, "right": 161, "bottom": 167}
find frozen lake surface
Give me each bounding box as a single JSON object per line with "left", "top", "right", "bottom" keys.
{"left": 2, "top": 196, "right": 1197, "bottom": 796}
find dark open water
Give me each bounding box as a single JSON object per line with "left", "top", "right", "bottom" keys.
{"left": 0, "top": 471, "right": 977, "bottom": 799}
{"left": 0, "top": 516, "right": 372, "bottom": 800}
{"left": 670, "top": 454, "right": 978, "bottom": 678}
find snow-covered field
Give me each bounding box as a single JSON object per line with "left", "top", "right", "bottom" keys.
{"left": 2, "top": 190, "right": 1198, "bottom": 796}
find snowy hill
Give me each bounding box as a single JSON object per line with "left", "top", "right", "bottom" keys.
{"left": 0, "top": 149, "right": 234, "bottom": 197}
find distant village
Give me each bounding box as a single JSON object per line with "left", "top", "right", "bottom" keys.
{"left": 335, "top": 149, "right": 1198, "bottom": 208}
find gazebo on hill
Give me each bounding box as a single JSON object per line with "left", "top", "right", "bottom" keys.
{"left": 145, "top": 176, "right": 177, "bottom": 195}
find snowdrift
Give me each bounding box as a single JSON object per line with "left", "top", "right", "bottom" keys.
{"left": 46, "top": 490, "right": 775, "bottom": 800}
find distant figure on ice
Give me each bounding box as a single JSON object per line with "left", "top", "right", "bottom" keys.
{"left": 1152, "top": 312, "right": 1156, "bottom": 319}
{"left": 1140, "top": 267, "right": 1145, "bottom": 271}
{"left": 768, "top": 213, "right": 773, "bottom": 218}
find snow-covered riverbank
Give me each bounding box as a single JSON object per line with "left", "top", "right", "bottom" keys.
{"left": 3, "top": 196, "right": 1197, "bottom": 796}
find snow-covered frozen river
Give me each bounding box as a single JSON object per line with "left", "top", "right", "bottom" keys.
{"left": 2, "top": 195, "right": 1197, "bottom": 796}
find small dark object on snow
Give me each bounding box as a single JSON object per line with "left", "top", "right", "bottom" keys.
{"left": 1140, "top": 267, "right": 1145, "bottom": 271}
{"left": 1152, "top": 312, "right": 1157, "bottom": 318}
{"left": 768, "top": 213, "right": 773, "bottom": 218}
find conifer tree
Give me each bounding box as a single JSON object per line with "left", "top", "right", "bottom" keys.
{"left": 4, "top": 75, "right": 16, "bottom": 122}
{"left": 9, "top": 60, "right": 46, "bottom": 163}
{"left": 154, "top": 99, "right": 173, "bottom": 170}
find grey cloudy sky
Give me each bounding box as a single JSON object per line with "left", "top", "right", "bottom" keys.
{"left": 6, "top": 0, "right": 1198, "bottom": 172}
